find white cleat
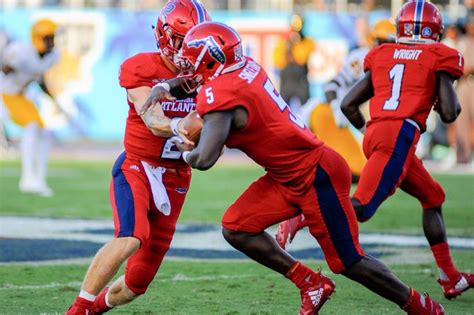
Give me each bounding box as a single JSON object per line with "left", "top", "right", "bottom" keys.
{"left": 36, "top": 185, "right": 54, "bottom": 197}
{"left": 19, "top": 180, "right": 54, "bottom": 197}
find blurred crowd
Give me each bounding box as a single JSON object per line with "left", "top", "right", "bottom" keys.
{"left": 1, "top": 0, "right": 472, "bottom": 171}
{"left": 435, "top": 13, "right": 474, "bottom": 165}
{"left": 0, "top": 0, "right": 467, "bottom": 12}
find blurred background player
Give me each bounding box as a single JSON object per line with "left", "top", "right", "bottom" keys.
{"left": 341, "top": 0, "right": 473, "bottom": 300}
{"left": 66, "top": 1, "right": 210, "bottom": 314}
{"left": 300, "top": 19, "right": 396, "bottom": 183}
{"left": 0, "top": 19, "right": 59, "bottom": 197}
{"left": 273, "top": 13, "right": 315, "bottom": 112}
{"left": 454, "top": 12, "right": 474, "bottom": 165}
{"left": 277, "top": 19, "right": 396, "bottom": 244}
{"left": 278, "top": 0, "right": 474, "bottom": 301}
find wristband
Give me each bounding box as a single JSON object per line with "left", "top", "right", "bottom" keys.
{"left": 182, "top": 151, "right": 191, "bottom": 164}
{"left": 154, "top": 82, "right": 170, "bottom": 92}
{"left": 170, "top": 118, "right": 182, "bottom": 136}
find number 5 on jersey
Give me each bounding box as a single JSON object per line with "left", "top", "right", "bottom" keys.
{"left": 383, "top": 63, "right": 405, "bottom": 111}
{"left": 205, "top": 87, "right": 214, "bottom": 104}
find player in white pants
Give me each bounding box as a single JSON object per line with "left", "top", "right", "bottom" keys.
{"left": 1, "top": 19, "right": 59, "bottom": 197}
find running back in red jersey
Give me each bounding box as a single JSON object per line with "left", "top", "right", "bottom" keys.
{"left": 196, "top": 57, "right": 324, "bottom": 191}
{"left": 364, "top": 42, "right": 464, "bottom": 132}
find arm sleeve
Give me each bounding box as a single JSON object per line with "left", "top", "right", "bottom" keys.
{"left": 434, "top": 44, "right": 464, "bottom": 79}
{"left": 119, "top": 53, "right": 155, "bottom": 89}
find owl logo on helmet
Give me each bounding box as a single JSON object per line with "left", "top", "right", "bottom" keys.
{"left": 188, "top": 36, "right": 226, "bottom": 64}
{"left": 396, "top": 0, "right": 443, "bottom": 44}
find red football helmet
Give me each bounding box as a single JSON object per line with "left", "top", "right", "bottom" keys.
{"left": 396, "top": 0, "right": 443, "bottom": 44}
{"left": 154, "top": 0, "right": 211, "bottom": 64}
{"left": 177, "top": 22, "right": 246, "bottom": 92}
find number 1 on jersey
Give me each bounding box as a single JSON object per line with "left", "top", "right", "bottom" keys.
{"left": 383, "top": 63, "right": 405, "bottom": 111}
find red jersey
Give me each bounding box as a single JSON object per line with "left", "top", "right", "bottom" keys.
{"left": 119, "top": 52, "right": 196, "bottom": 167}
{"left": 196, "top": 58, "right": 324, "bottom": 191}
{"left": 364, "top": 42, "right": 464, "bottom": 131}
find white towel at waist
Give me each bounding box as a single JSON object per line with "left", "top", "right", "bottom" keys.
{"left": 141, "top": 161, "right": 171, "bottom": 216}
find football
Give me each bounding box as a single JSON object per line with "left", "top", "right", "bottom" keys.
{"left": 181, "top": 111, "right": 203, "bottom": 143}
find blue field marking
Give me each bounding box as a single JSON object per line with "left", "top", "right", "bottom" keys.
{"left": 1, "top": 217, "right": 473, "bottom": 263}
{"left": 0, "top": 239, "right": 102, "bottom": 262}
{"left": 0, "top": 238, "right": 387, "bottom": 262}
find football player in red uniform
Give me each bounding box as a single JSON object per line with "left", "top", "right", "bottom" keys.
{"left": 153, "top": 21, "right": 444, "bottom": 314}
{"left": 276, "top": 1, "right": 474, "bottom": 301}
{"left": 341, "top": 0, "right": 473, "bottom": 300}
{"left": 66, "top": 1, "right": 210, "bottom": 314}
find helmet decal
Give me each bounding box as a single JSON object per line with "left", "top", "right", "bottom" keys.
{"left": 234, "top": 45, "right": 243, "bottom": 61}
{"left": 188, "top": 36, "right": 226, "bottom": 64}
{"left": 422, "top": 26, "right": 432, "bottom": 37}
{"left": 161, "top": 2, "right": 176, "bottom": 22}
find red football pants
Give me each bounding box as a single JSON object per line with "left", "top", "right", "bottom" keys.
{"left": 354, "top": 120, "right": 445, "bottom": 221}
{"left": 109, "top": 152, "right": 191, "bottom": 294}
{"left": 222, "top": 146, "right": 365, "bottom": 273}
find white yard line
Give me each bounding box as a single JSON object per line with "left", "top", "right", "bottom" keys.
{"left": 1, "top": 216, "right": 473, "bottom": 250}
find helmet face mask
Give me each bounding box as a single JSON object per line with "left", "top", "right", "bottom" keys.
{"left": 178, "top": 22, "right": 246, "bottom": 92}
{"left": 154, "top": 0, "right": 210, "bottom": 67}
{"left": 396, "top": 0, "right": 443, "bottom": 44}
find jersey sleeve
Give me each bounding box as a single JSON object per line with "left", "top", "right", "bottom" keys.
{"left": 433, "top": 44, "right": 464, "bottom": 79}
{"left": 363, "top": 47, "right": 378, "bottom": 72}
{"left": 119, "top": 53, "right": 156, "bottom": 89}
{"left": 196, "top": 81, "right": 238, "bottom": 117}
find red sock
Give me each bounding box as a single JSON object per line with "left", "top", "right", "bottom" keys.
{"left": 92, "top": 287, "right": 112, "bottom": 313}
{"left": 286, "top": 261, "right": 317, "bottom": 291}
{"left": 431, "top": 242, "right": 460, "bottom": 281}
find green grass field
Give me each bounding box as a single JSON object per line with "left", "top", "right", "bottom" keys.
{"left": 0, "top": 160, "right": 473, "bottom": 314}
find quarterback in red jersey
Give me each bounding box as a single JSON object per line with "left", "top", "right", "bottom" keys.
{"left": 66, "top": 1, "right": 210, "bottom": 314}
{"left": 150, "top": 21, "right": 444, "bottom": 314}
{"left": 341, "top": 0, "right": 473, "bottom": 300}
